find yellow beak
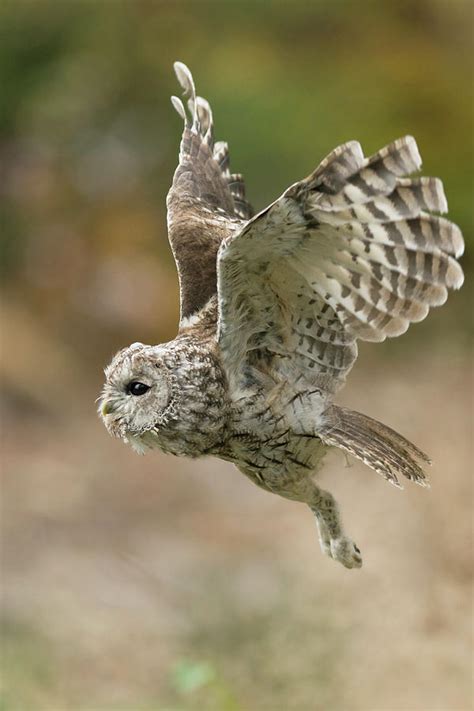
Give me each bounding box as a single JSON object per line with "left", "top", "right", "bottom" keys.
{"left": 101, "top": 401, "right": 114, "bottom": 417}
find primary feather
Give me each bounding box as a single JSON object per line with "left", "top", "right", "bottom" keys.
{"left": 217, "top": 134, "right": 464, "bottom": 383}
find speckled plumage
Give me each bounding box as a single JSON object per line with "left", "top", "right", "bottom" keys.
{"left": 99, "top": 62, "right": 464, "bottom": 568}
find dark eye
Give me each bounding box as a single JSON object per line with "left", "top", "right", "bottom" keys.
{"left": 127, "top": 381, "right": 150, "bottom": 396}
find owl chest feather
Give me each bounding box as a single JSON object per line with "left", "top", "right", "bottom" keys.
{"left": 217, "top": 379, "right": 330, "bottom": 489}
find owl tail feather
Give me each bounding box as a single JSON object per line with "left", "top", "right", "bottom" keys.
{"left": 320, "top": 405, "right": 431, "bottom": 488}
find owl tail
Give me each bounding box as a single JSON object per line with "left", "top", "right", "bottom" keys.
{"left": 320, "top": 405, "right": 431, "bottom": 488}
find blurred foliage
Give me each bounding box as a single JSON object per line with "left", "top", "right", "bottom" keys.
{"left": 0, "top": 619, "right": 60, "bottom": 711}
{"left": 171, "top": 659, "right": 240, "bottom": 710}
{"left": 0, "top": 0, "right": 472, "bottom": 386}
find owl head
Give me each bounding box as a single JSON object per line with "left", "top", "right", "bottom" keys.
{"left": 98, "top": 342, "right": 176, "bottom": 452}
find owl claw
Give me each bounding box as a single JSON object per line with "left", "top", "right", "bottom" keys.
{"left": 328, "top": 536, "right": 363, "bottom": 569}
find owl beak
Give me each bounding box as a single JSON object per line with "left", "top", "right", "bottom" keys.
{"left": 101, "top": 401, "right": 115, "bottom": 417}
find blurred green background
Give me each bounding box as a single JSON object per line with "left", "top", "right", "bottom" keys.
{"left": 1, "top": 2, "right": 472, "bottom": 710}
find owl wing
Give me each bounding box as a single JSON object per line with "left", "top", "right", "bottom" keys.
{"left": 167, "top": 62, "right": 253, "bottom": 326}
{"left": 217, "top": 137, "right": 464, "bottom": 392}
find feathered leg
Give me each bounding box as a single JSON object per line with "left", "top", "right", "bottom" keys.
{"left": 236, "top": 455, "right": 361, "bottom": 568}
{"left": 308, "top": 484, "right": 362, "bottom": 569}
{"left": 258, "top": 470, "right": 363, "bottom": 569}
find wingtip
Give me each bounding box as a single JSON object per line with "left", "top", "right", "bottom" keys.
{"left": 432, "top": 177, "right": 448, "bottom": 214}
{"left": 170, "top": 95, "right": 186, "bottom": 121}
{"left": 173, "top": 61, "right": 195, "bottom": 98}
{"left": 173, "top": 60, "right": 188, "bottom": 76}
{"left": 446, "top": 258, "right": 465, "bottom": 290}
{"left": 451, "top": 223, "right": 465, "bottom": 258}
{"left": 348, "top": 140, "right": 364, "bottom": 163}
{"left": 404, "top": 135, "right": 422, "bottom": 171}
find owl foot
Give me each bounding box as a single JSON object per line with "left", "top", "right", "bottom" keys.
{"left": 328, "top": 536, "right": 363, "bottom": 569}
{"left": 311, "top": 498, "right": 363, "bottom": 569}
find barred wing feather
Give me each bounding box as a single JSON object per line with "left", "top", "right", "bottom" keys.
{"left": 217, "top": 137, "right": 464, "bottom": 390}
{"left": 167, "top": 62, "right": 253, "bottom": 324}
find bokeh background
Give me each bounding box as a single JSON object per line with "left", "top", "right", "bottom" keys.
{"left": 1, "top": 1, "right": 472, "bottom": 709}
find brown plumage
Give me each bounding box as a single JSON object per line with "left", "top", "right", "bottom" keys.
{"left": 98, "top": 62, "right": 464, "bottom": 569}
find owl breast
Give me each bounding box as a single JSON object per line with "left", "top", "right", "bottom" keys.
{"left": 221, "top": 379, "right": 330, "bottom": 491}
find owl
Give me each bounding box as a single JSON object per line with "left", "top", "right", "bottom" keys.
{"left": 99, "top": 62, "right": 464, "bottom": 569}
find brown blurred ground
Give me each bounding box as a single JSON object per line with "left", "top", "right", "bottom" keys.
{"left": 1, "top": 1, "right": 473, "bottom": 710}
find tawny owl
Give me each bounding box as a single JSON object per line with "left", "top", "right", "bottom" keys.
{"left": 99, "top": 62, "right": 464, "bottom": 569}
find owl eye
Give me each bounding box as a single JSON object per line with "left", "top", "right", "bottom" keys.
{"left": 127, "top": 381, "right": 150, "bottom": 396}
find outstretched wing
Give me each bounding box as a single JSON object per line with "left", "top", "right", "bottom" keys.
{"left": 167, "top": 62, "right": 253, "bottom": 326}
{"left": 217, "top": 137, "right": 464, "bottom": 391}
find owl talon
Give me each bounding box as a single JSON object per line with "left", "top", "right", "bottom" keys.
{"left": 328, "top": 536, "right": 363, "bottom": 569}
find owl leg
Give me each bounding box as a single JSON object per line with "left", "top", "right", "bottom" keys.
{"left": 312, "top": 510, "right": 332, "bottom": 558}
{"left": 308, "top": 485, "right": 362, "bottom": 569}
{"left": 239, "top": 464, "right": 361, "bottom": 568}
